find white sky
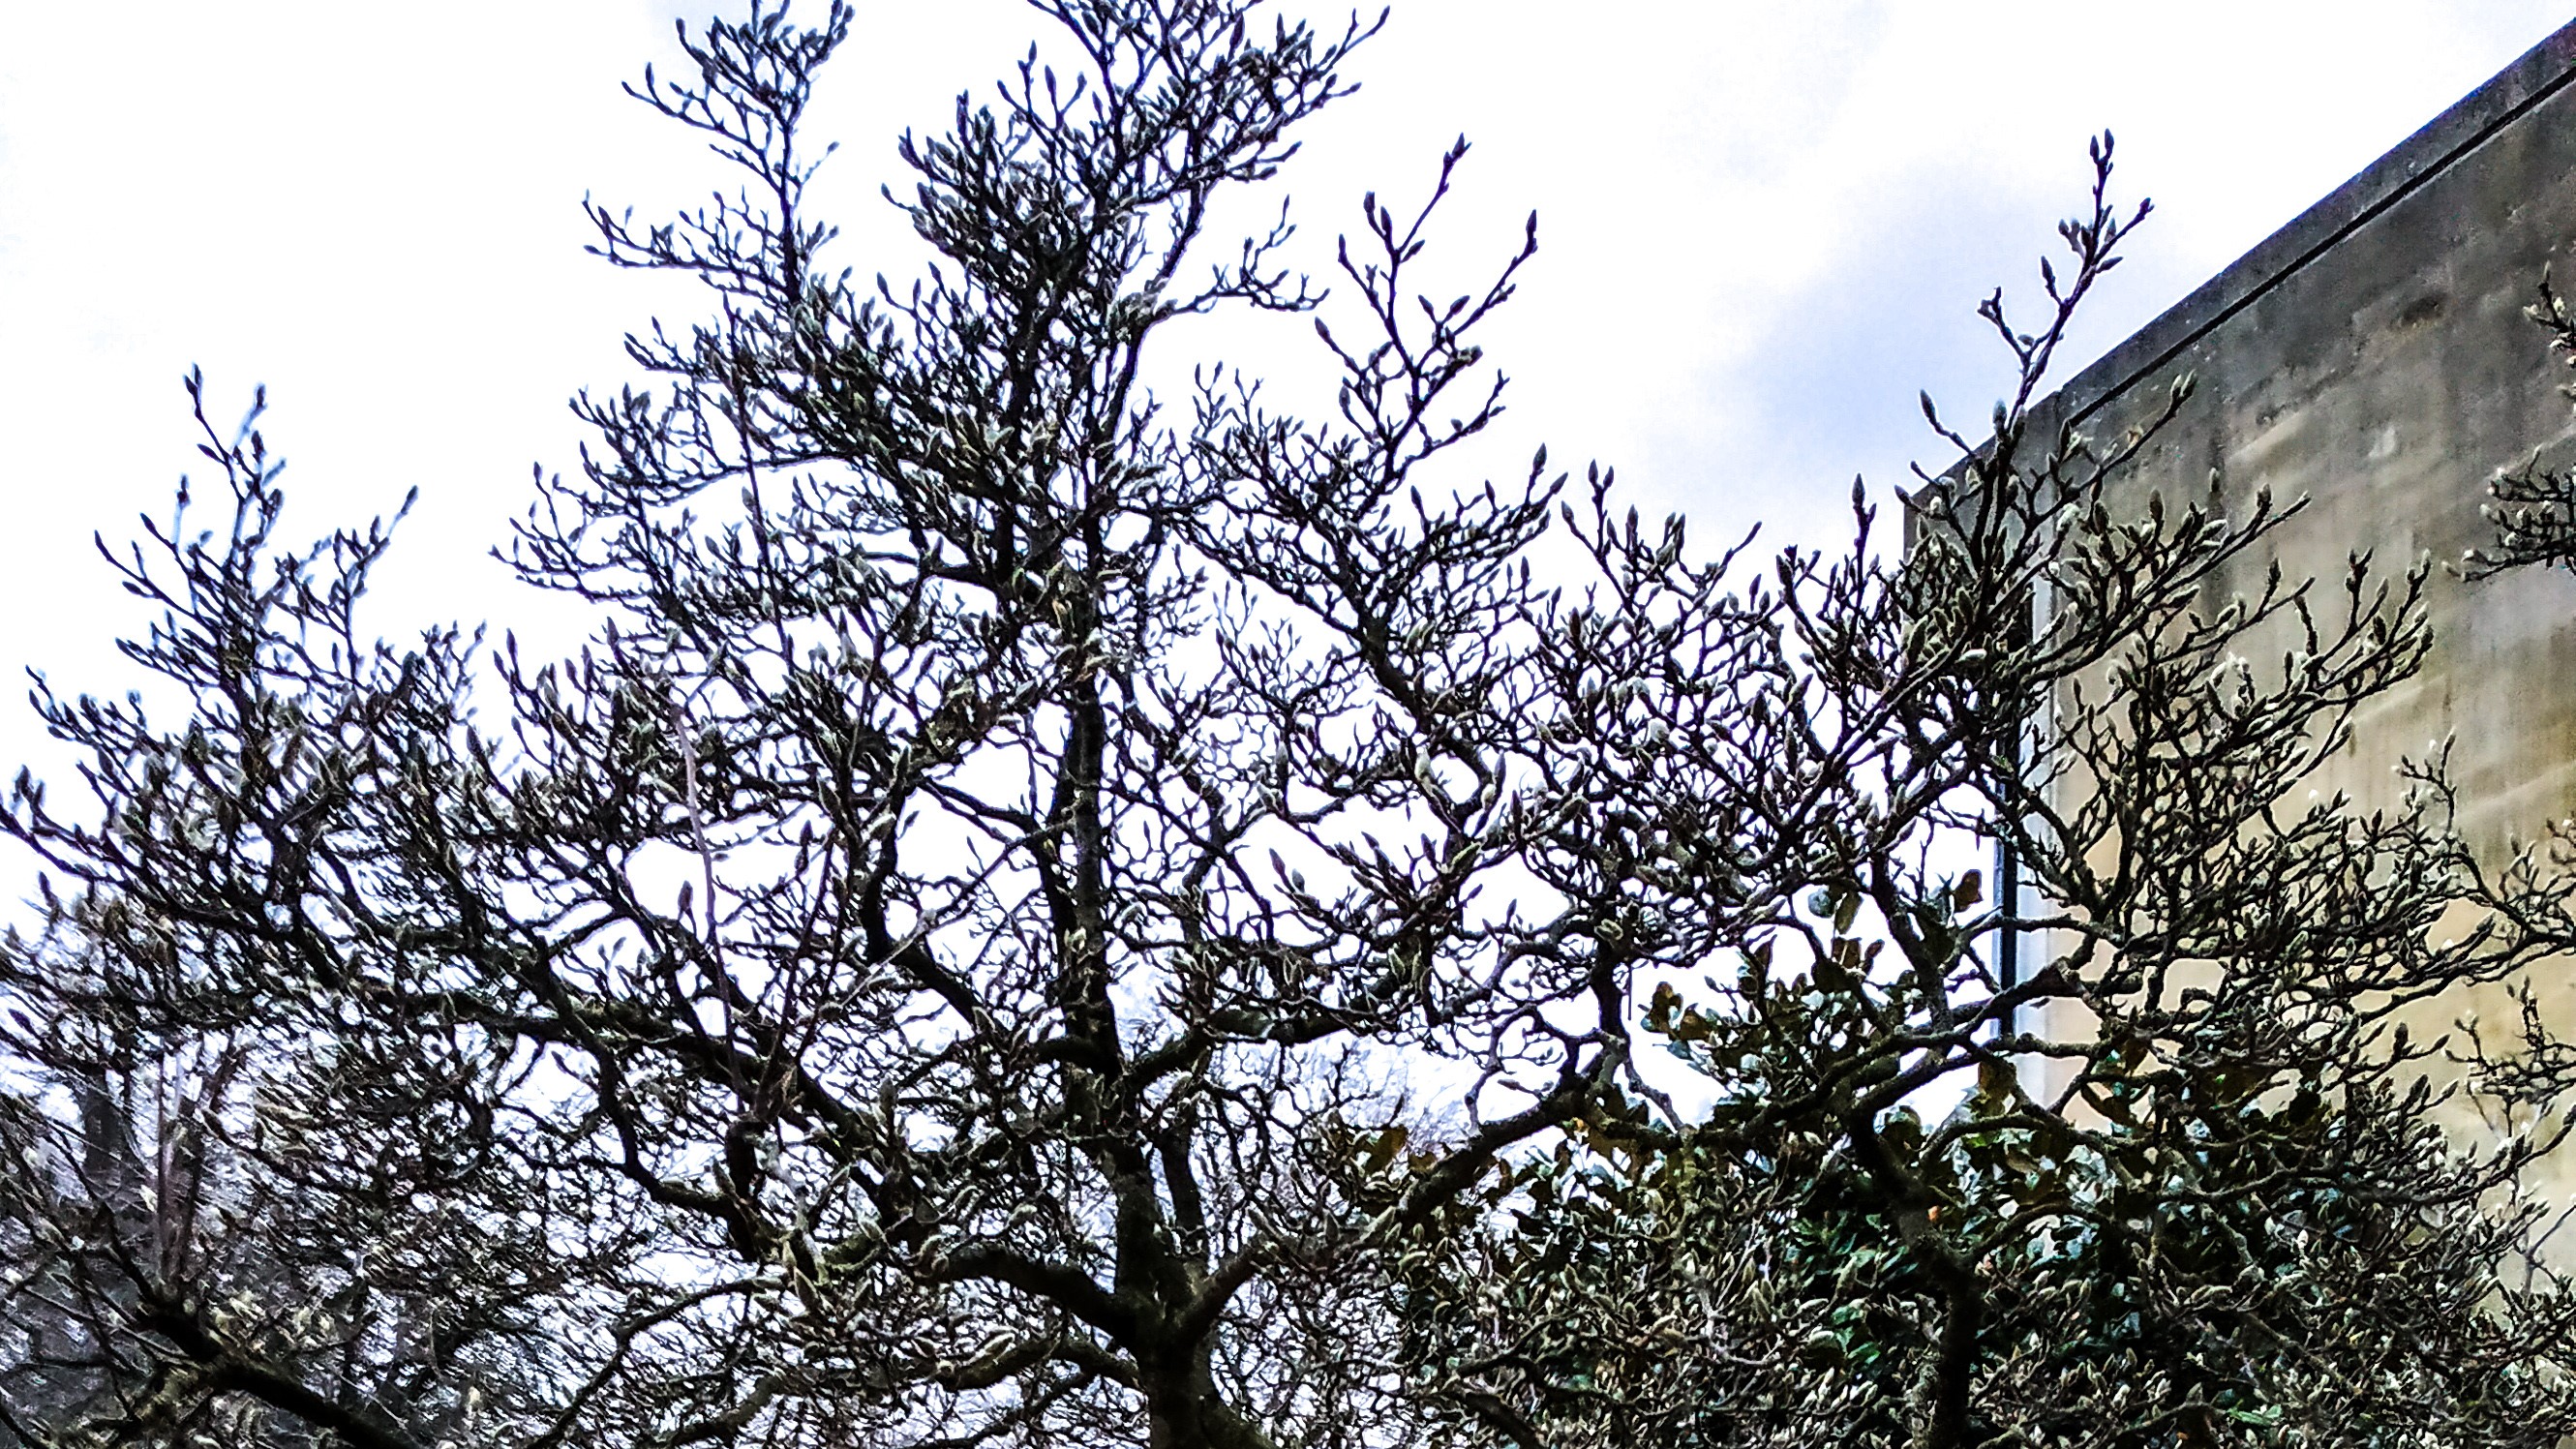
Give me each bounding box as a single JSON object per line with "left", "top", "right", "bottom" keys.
{"left": 0, "top": 0, "right": 2570, "bottom": 773}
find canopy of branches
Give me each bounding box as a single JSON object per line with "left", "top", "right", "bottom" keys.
{"left": 8, "top": 5, "right": 2576, "bottom": 1448}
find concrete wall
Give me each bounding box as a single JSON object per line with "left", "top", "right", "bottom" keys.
{"left": 2018, "top": 19, "right": 2576, "bottom": 1150}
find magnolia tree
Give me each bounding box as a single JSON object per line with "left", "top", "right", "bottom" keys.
{"left": 1397, "top": 170, "right": 2576, "bottom": 1449}
{"left": 7, "top": 3, "right": 2576, "bottom": 1449}
{"left": 0, "top": 5, "right": 1658, "bottom": 1444}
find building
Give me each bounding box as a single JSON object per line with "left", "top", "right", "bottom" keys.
{"left": 2010, "top": 19, "right": 2576, "bottom": 1162}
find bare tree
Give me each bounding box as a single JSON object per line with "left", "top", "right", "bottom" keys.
{"left": 0, "top": 3, "right": 1654, "bottom": 1445}
{"left": 1394, "top": 147, "right": 2576, "bottom": 1449}
{"left": 14, "top": 5, "right": 2576, "bottom": 1449}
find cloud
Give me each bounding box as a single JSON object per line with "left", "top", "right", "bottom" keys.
{"left": 0, "top": 0, "right": 2564, "bottom": 780}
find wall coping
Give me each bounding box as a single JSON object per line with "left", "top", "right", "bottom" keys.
{"left": 2048, "top": 15, "right": 2576, "bottom": 431}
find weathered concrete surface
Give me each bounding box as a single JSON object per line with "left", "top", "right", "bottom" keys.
{"left": 2019, "top": 17, "right": 2576, "bottom": 1170}
{"left": 2046, "top": 17, "right": 2576, "bottom": 841}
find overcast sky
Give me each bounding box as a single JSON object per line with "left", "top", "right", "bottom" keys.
{"left": 1, "top": 0, "right": 2571, "bottom": 774}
